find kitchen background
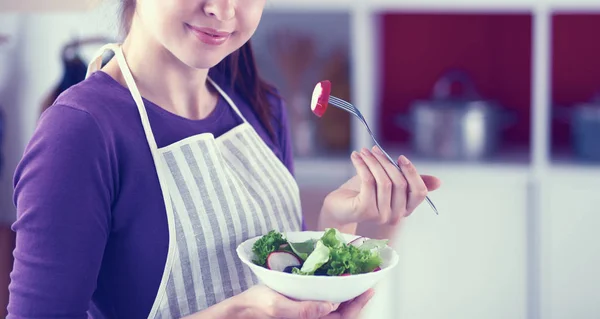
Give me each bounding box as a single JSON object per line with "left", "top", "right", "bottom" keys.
{"left": 1, "top": 0, "right": 599, "bottom": 318}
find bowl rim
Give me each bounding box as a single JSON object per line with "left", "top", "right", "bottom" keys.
{"left": 236, "top": 230, "right": 399, "bottom": 280}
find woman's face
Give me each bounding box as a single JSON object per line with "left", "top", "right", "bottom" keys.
{"left": 132, "top": 0, "right": 266, "bottom": 68}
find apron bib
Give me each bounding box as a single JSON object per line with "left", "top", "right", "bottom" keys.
{"left": 86, "top": 43, "right": 303, "bottom": 318}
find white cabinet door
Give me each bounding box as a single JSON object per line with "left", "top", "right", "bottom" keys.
{"left": 388, "top": 168, "right": 529, "bottom": 319}
{"left": 540, "top": 168, "right": 600, "bottom": 319}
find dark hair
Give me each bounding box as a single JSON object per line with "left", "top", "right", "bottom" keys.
{"left": 120, "top": 0, "right": 279, "bottom": 143}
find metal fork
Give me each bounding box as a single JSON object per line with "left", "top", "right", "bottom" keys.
{"left": 328, "top": 95, "right": 439, "bottom": 215}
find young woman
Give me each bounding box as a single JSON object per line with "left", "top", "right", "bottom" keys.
{"left": 8, "top": 0, "right": 441, "bottom": 318}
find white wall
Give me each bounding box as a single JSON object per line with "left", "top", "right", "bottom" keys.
{"left": 0, "top": 2, "right": 120, "bottom": 224}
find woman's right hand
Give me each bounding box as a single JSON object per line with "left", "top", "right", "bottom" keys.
{"left": 233, "top": 285, "right": 375, "bottom": 319}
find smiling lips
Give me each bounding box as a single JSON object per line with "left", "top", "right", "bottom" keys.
{"left": 187, "top": 24, "right": 231, "bottom": 45}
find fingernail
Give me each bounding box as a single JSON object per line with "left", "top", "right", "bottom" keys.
{"left": 367, "top": 289, "right": 376, "bottom": 299}
{"left": 351, "top": 151, "right": 359, "bottom": 159}
{"left": 318, "top": 302, "right": 332, "bottom": 314}
{"left": 399, "top": 155, "right": 410, "bottom": 165}
{"left": 367, "top": 290, "right": 375, "bottom": 300}
{"left": 360, "top": 148, "right": 371, "bottom": 156}
{"left": 372, "top": 146, "right": 383, "bottom": 155}
{"left": 367, "top": 290, "right": 375, "bottom": 301}
{"left": 361, "top": 289, "right": 375, "bottom": 301}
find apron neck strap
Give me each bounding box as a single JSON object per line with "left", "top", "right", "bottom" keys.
{"left": 206, "top": 77, "right": 249, "bottom": 124}
{"left": 86, "top": 43, "right": 159, "bottom": 151}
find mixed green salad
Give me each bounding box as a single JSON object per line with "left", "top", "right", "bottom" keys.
{"left": 251, "top": 228, "right": 388, "bottom": 276}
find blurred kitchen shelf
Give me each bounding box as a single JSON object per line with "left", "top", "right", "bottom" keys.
{"left": 0, "top": 0, "right": 102, "bottom": 12}
{"left": 265, "top": 0, "right": 600, "bottom": 11}
{"left": 547, "top": 161, "right": 600, "bottom": 178}
{"left": 377, "top": 13, "right": 533, "bottom": 162}
{"left": 261, "top": 5, "right": 600, "bottom": 172}
{"left": 550, "top": 146, "right": 600, "bottom": 168}
{"left": 385, "top": 144, "right": 532, "bottom": 166}
{"left": 549, "top": 13, "right": 600, "bottom": 166}
{"left": 551, "top": 156, "right": 600, "bottom": 169}
{"left": 251, "top": 11, "right": 354, "bottom": 158}
{"left": 292, "top": 151, "right": 600, "bottom": 192}
{"left": 293, "top": 146, "right": 531, "bottom": 188}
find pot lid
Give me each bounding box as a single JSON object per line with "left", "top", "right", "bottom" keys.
{"left": 411, "top": 69, "right": 500, "bottom": 111}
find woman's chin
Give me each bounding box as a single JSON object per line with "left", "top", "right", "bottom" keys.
{"left": 178, "top": 52, "right": 229, "bottom": 70}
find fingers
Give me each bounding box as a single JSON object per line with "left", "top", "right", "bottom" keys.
{"left": 421, "top": 174, "right": 442, "bottom": 192}
{"left": 323, "top": 289, "right": 375, "bottom": 319}
{"left": 351, "top": 147, "right": 442, "bottom": 222}
{"left": 339, "top": 289, "right": 375, "bottom": 318}
{"left": 397, "top": 155, "right": 429, "bottom": 216}
{"left": 371, "top": 146, "right": 408, "bottom": 223}
{"left": 358, "top": 148, "right": 393, "bottom": 224}
{"left": 350, "top": 151, "right": 377, "bottom": 222}
{"left": 270, "top": 298, "right": 335, "bottom": 319}
{"left": 371, "top": 146, "right": 439, "bottom": 217}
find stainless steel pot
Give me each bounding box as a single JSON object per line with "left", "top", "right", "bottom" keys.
{"left": 396, "top": 70, "right": 515, "bottom": 161}
{"left": 556, "top": 95, "right": 600, "bottom": 161}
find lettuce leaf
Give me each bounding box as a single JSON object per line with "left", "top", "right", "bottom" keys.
{"left": 357, "top": 239, "right": 389, "bottom": 251}
{"left": 322, "top": 243, "right": 383, "bottom": 276}
{"left": 288, "top": 238, "right": 317, "bottom": 261}
{"left": 251, "top": 230, "right": 288, "bottom": 267}
{"left": 321, "top": 228, "right": 345, "bottom": 248}
{"left": 295, "top": 240, "right": 330, "bottom": 275}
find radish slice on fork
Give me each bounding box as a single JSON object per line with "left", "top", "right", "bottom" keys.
{"left": 311, "top": 80, "right": 331, "bottom": 117}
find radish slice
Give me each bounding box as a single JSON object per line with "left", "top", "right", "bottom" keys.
{"left": 373, "top": 267, "right": 381, "bottom": 272}
{"left": 311, "top": 80, "right": 331, "bottom": 117}
{"left": 266, "top": 251, "right": 301, "bottom": 272}
{"left": 349, "top": 237, "right": 367, "bottom": 247}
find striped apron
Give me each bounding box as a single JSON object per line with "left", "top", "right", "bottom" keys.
{"left": 86, "top": 44, "right": 303, "bottom": 318}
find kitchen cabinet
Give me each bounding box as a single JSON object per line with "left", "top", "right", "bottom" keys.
{"left": 386, "top": 168, "right": 529, "bottom": 319}
{"left": 298, "top": 165, "right": 531, "bottom": 319}
{"left": 550, "top": 13, "right": 600, "bottom": 164}
{"left": 298, "top": 163, "right": 600, "bottom": 319}
{"left": 378, "top": 13, "right": 533, "bottom": 161}
{"left": 539, "top": 168, "right": 600, "bottom": 319}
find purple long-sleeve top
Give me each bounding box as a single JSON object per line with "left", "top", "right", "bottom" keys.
{"left": 8, "top": 70, "right": 300, "bottom": 318}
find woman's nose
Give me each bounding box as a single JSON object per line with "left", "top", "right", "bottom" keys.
{"left": 202, "top": 0, "right": 235, "bottom": 21}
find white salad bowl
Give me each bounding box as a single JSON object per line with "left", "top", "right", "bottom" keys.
{"left": 236, "top": 230, "right": 399, "bottom": 303}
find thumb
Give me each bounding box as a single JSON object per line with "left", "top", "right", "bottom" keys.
{"left": 273, "top": 299, "right": 334, "bottom": 319}
{"left": 421, "top": 174, "right": 442, "bottom": 192}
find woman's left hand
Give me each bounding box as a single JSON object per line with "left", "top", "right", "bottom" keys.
{"left": 322, "top": 289, "right": 375, "bottom": 319}
{"left": 319, "top": 146, "right": 442, "bottom": 229}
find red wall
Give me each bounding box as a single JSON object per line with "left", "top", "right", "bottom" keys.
{"left": 378, "top": 13, "right": 600, "bottom": 152}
